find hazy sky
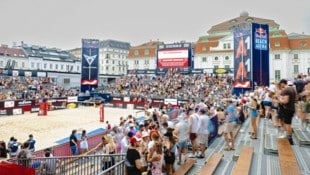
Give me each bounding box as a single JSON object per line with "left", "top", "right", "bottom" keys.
{"left": 1, "top": 0, "right": 309, "bottom": 50}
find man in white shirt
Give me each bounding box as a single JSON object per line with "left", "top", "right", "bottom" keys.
{"left": 120, "top": 131, "right": 134, "bottom": 154}
{"left": 188, "top": 106, "right": 200, "bottom": 157}
{"left": 196, "top": 108, "right": 210, "bottom": 159}
{"left": 174, "top": 113, "right": 189, "bottom": 164}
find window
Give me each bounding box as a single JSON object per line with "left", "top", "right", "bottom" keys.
{"left": 22, "top": 62, "right": 25, "bottom": 68}
{"left": 106, "top": 54, "right": 110, "bottom": 59}
{"left": 225, "top": 56, "right": 229, "bottom": 60}
{"left": 202, "top": 47, "right": 207, "bottom": 51}
{"left": 55, "top": 64, "right": 58, "bottom": 70}
{"left": 275, "top": 54, "right": 281, "bottom": 60}
{"left": 112, "top": 67, "right": 115, "bottom": 71}
{"left": 50, "top": 64, "right": 53, "bottom": 69}
{"left": 214, "top": 65, "right": 219, "bottom": 69}
{"left": 66, "top": 65, "right": 69, "bottom": 71}
{"left": 224, "top": 65, "right": 230, "bottom": 69}
{"left": 63, "top": 78, "right": 70, "bottom": 84}
{"left": 202, "top": 57, "right": 207, "bottom": 62}
{"left": 106, "top": 66, "right": 109, "bottom": 71}
{"left": 144, "top": 49, "right": 149, "bottom": 55}
{"left": 135, "top": 60, "right": 139, "bottom": 65}
{"left": 214, "top": 56, "right": 219, "bottom": 61}
{"left": 223, "top": 43, "right": 227, "bottom": 49}
{"left": 134, "top": 50, "right": 139, "bottom": 56}
{"left": 43, "top": 63, "right": 47, "bottom": 69}
{"left": 275, "top": 70, "right": 281, "bottom": 81}
{"left": 112, "top": 60, "right": 115, "bottom": 64}
{"left": 293, "top": 65, "right": 299, "bottom": 74}
{"left": 31, "top": 62, "right": 35, "bottom": 68}
{"left": 0, "top": 61, "right": 3, "bottom": 67}
{"left": 77, "top": 66, "right": 80, "bottom": 71}
{"left": 106, "top": 60, "right": 109, "bottom": 64}
{"left": 294, "top": 54, "right": 298, "bottom": 59}
{"left": 61, "top": 64, "right": 64, "bottom": 70}
{"left": 145, "top": 59, "right": 149, "bottom": 65}
{"left": 227, "top": 43, "right": 231, "bottom": 49}
{"left": 275, "top": 42, "right": 280, "bottom": 47}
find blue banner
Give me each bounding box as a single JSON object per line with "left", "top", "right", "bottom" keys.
{"left": 81, "top": 39, "right": 99, "bottom": 93}
{"left": 233, "top": 24, "right": 252, "bottom": 88}
{"left": 252, "top": 23, "right": 270, "bottom": 87}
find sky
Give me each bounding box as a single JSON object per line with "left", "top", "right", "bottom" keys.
{"left": 0, "top": 0, "right": 309, "bottom": 50}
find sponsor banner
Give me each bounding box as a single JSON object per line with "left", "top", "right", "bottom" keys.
{"left": 4, "top": 101, "right": 15, "bottom": 108}
{"left": 15, "top": 100, "right": 33, "bottom": 107}
{"left": 134, "top": 105, "right": 145, "bottom": 110}
{"left": 213, "top": 68, "right": 230, "bottom": 74}
{"left": 178, "top": 100, "right": 189, "bottom": 106}
{"left": 24, "top": 71, "right": 32, "bottom": 77}
{"left": 112, "top": 97, "right": 123, "bottom": 102}
{"left": 131, "top": 97, "right": 145, "bottom": 103}
{"left": 66, "top": 102, "right": 78, "bottom": 109}
{"left": 233, "top": 23, "right": 252, "bottom": 88}
{"left": 191, "top": 69, "right": 204, "bottom": 74}
{"left": 155, "top": 68, "right": 168, "bottom": 75}
{"left": 67, "top": 96, "right": 78, "bottom": 103}
{"left": 12, "top": 70, "right": 19, "bottom": 77}
{"left": 81, "top": 39, "right": 100, "bottom": 93}
{"left": 233, "top": 81, "right": 251, "bottom": 88}
{"left": 13, "top": 108, "right": 23, "bottom": 115}
{"left": 164, "top": 98, "right": 178, "bottom": 106}
{"left": 123, "top": 97, "right": 130, "bottom": 102}
{"left": 37, "top": 72, "right": 46, "bottom": 77}
{"left": 30, "top": 106, "right": 40, "bottom": 113}
{"left": 0, "top": 109, "right": 8, "bottom": 115}
{"left": 252, "top": 23, "right": 270, "bottom": 87}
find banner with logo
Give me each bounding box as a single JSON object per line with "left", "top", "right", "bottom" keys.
{"left": 233, "top": 23, "right": 252, "bottom": 88}
{"left": 252, "top": 23, "right": 269, "bottom": 87}
{"left": 81, "top": 39, "right": 100, "bottom": 93}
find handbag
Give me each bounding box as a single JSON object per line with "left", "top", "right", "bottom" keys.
{"left": 301, "top": 100, "right": 310, "bottom": 113}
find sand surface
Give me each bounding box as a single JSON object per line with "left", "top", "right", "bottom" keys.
{"left": 0, "top": 106, "right": 139, "bottom": 150}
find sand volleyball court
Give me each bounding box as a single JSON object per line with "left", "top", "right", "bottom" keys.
{"left": 0, "top": 106, "right": 138, "bottom": 150}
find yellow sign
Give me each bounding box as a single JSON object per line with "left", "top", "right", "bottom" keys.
{"left": 215, "top": 68, "right": 227, "bottom": 74}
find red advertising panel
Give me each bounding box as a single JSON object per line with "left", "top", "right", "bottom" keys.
{"left": 157, "top": 49, "right": 189, "bottom": 68}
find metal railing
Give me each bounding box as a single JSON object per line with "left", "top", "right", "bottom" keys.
{"left": 9, "top": 153, "right": 126, "bottom": 175}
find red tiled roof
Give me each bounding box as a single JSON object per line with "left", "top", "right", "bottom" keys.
{"left": 128, "top": 41, "right": 163, "bottom": 58}
{"left": 289, "top": 38, "right": 310, "bottom": 50}
{"left": 0, "top": 46, "right": 26, "bottom": 57}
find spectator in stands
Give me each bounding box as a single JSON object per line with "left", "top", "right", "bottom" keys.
{"left": 247, "top": 97, "right": 259, "bottom": 139}
{"left": 299, "top": 79, "right": 310, "bottom": 130}
{"left": 174, "top": 113, "right": 189, "bottom": 165}
{"left": 163, "top": 129, "right": 177, "bottom": 175}
{"left": 101, "top": 134, "right": 116, "bottom": 171}
{"left": 147, "top": 141, "right": 163, "bottom": 175}
{"left": 274, "top": 79, "right": 297, "bottom": 145}
{"left": 79, "top": 130, "right": 88, "bottom": 154}
{"left": 188, "top": 106, "right": 200, "bottom": 157}
{"left": 196, "top": 107, "right": 210, "bottom": 159}
{"left": 69, "top": 129, "right": 78, "bottom": 155}
{"left": 223, "top": 99, "right": 237, "bottom": 151}
{"left": 121, "top": 131, "right": 134, "bottom": 154}
{"left": 0, "top": 140, "right": 7, "bottom": 158}
{"left": 39, "top": 148, "right": 57, "bottom": 175}
{"left": 27, "top": 134, "right": 36, "bottom": 154}
{"left": 125, "top": 137, "right": 144, "bottom": 175}
{"left": 17, "top": 142, "right": 32, "bottom": 167}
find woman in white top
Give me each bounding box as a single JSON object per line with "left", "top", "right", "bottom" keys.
{"left": 79, "top": 130, "right": 88, "bottom": 154}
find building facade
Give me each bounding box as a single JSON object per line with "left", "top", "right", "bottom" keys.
{"left": 127, "top": 41, "right": 162, "bottom": 72}
{"left": 195, "top": 12, "right": 310, "bottom": 82}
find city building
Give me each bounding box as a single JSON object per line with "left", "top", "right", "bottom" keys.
{"left": 127, "top": 40, "right": 162, "bottom": 73}
{"left": 0, "top": 44, "right": 27, "bottom": 70}
{"left": 195, "top": 12, "right": 310, "bottom": 81}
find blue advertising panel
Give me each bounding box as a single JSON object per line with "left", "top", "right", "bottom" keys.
{"left": 252, "top": 23, "right": 270, "bottom": 87}
{"left": 233, "top": 24, "right": 252, "bottom": 88}
{"left": 80, "top": 39, "right": 99, "bottom": 93}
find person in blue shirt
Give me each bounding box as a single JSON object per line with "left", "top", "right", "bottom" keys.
{"left": 223, "top": 99, "right": 237, "bottom": 151}
{"left": 27, "top": 134, "right": 36, "bottom": 154}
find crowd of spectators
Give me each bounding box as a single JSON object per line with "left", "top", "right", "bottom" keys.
{"left": 0, "top": 76, "right": 78, "bottom": 100}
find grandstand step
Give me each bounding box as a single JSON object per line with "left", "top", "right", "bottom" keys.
{"left": 292, "top": 146, "right": 310, "bottom": 174}
{"left": 264, "top": 133, "right": 278, "bottom": 155}
{"left": 293, "top": 129, "right": 310, "bottom": 146}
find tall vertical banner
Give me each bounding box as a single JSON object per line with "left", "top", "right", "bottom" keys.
{"left": 252, "top": 23, "right": 269, "bottom": 87}
{"left": 233, "top": 24, "right": 252, "bottom": 88}
{"left": 80, "top": 39, "right": 99, "bottom": 93}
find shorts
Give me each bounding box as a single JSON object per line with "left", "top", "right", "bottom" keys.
{"left": 224, "top": 122, "right": 236, "bottom": 133}
{"left": 197, "top": 134, "right": 209, "bottom": 146}
{"left": 189, "top": 133, "right": 197, "bottom": 141}
{"left": 263, "top": 101, "right": 272, "bottom": 107}
{"left": 278, "top": 108, "right": 295, "bottom": 125}
{"left": 177, "top": 140, "right": 188, "bottom": 150}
